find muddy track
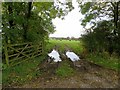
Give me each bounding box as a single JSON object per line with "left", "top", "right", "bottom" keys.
{"left": 14, "top": 58, "right": 119, "bottom": 88}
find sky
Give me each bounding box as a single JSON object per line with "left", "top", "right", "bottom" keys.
{"left": 49, "top": 0, "right": 85, "bottom": 38}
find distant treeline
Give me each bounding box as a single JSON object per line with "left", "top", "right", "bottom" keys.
{"left": 50, "top": 37, "right": 81, "bottom": 41}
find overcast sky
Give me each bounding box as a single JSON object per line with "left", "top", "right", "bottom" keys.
{"left": 49, "top": 0, "right": 85, "bottom": 38}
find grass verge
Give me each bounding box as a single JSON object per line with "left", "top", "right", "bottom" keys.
{"left": 86, "top": 52, "right": 119, "bottom": 71}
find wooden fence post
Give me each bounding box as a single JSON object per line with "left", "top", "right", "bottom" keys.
{"left": 4, "top": 42, "right": 9, "bottom": 66}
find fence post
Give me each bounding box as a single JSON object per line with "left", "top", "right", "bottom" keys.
{"left": 4, "top": 42, "right": 9, "bottom": 66}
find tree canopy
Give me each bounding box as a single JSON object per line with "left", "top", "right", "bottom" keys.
{"left": 2, "top": 1, "right": 73, "bottom": 44}
{"left": 78, "top": 1, "right": 120, "bottom": 55}
{"left": 2, "top": 1, "right": 120, "bottom": 55}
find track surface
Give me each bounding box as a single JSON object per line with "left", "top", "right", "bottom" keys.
{"left": 17, "top": 59, "right": 119, "bottom": 88}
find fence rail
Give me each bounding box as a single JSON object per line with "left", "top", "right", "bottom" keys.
{"left": 3, "top": 42, "right": 43, "bottom": 66}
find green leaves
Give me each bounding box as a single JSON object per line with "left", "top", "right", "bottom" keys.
{"left": 82, "top": 20, "right": 115, "bottom": 53}
{"left": 2, "top": 2, "right": 55, "bottom": 43}
{"left": 2, "top": 1, "right": 74, "bottom": 44}
{"left": 80, "top": 2, "right": 120, "bottom": 55}
{"left": 81, "top": 14, "right": 94, "bottom": 27}
{"left": 50, "top": 9, "right": 58, "bottom": 18}
{"left": 81, "top": 2, "right": 92, "bottom": 14}
{"left": 79, "top": 2, "right": 116, "bottom": 29}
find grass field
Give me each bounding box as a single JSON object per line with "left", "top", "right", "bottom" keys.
{"left": 45, "top": 39, "right": 84, "bottom": 55}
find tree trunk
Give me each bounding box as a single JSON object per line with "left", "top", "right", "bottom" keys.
{"left": 8, "top": 4, "right": 14, "bottom": 28}
{"left": 7, "top": 3, "right": 14, "bottom": 43}
{"left": 23, "top": 1, "right": 33, "bottom": 41}
{"left": 111, "top": 2, "right": 119, "bottom": 35}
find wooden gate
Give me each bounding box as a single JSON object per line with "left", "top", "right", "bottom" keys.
{"left": 3, "top": 42, "right": 43, "bottom": 66}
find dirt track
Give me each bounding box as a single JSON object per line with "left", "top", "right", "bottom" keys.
{"left": 17, "top": 59, "right": 119, "bottom": 88}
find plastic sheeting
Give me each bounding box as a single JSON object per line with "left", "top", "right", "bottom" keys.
{"left": 48, "top": 49, "right": 62, "bottom": 62}
{"left": 66, "top": 51, "right": 80, "bottom": 62}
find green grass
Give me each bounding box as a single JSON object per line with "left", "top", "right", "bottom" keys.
{"left": 46, "top": 39, "right": 84, "bottom": 55}
{"left": 46, "top": 39, "right": 79, "bottom": 77}
{"left": 47, "top": 39, "right": 119, "bottom": 71}
{"left": 2, "top": 56, "right": 45, "bottom": 86}
{"left": 55, "top": 60, "right": 74, "bottom": 77}
{"left": 86, "top": 52, "right": 119, "bottom": 71}
{"left": 2, "top": 39, "right": 119, "bottom": 86}
{"left": 2, "top": 39, "right": 82, "bottom": 86}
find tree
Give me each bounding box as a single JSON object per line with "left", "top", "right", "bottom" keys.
{"left": 2, "top": 1, "right": 73, "bottom": 44}
{"left": 79, "top": 1, "right": 120, "bottom": 55}
{"left": 23, "top": 1, "right": 33, "bottom": 41}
